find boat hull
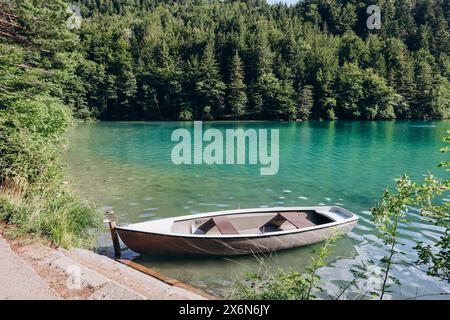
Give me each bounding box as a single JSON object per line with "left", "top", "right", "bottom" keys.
{"left": 117, "top": 220, "right": 357, "bottom": 256}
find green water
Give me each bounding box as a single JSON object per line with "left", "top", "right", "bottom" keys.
{"left": 65, "top": 121, "right": 449, "bottom": 299}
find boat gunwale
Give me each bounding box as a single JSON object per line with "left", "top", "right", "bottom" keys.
{"left": 115, "top": 206, "right": 359, "bottom": 239}
{"left": 116, "top": 219, "right": 358, "bottom": 240}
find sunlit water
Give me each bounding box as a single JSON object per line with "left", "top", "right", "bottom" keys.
{"left": 65, "top": 121, "right": 449, "bottom": 299}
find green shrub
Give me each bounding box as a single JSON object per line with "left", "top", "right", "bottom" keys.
{"left": 0, "top": 97, "right": 71, "bottom": 187}
{"left": 0, "top": 187, "right": 101, "bottom": 248}
{"left": 0, "top": 93, "right": 101, "bottom": 249}
{"left": 230, "top": 270, "right": 309, "bottom": 300}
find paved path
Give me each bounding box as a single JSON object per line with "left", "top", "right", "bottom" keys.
{"left": 0, "top": 234, "right": 208, "bottom": 300}
{"left": 0, "top": 236, "right": 59, "bottom": 300}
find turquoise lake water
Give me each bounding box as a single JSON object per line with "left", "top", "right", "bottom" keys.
{"left": 65, "top": 121, "right": 449, "bottom": 299}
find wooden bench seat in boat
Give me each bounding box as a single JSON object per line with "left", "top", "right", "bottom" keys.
{"left": 194, "top": 216, "right": 239, "bottom": 235}
{"left": 279, "top": 212, "right": 317, "bottom": 229}
{"left": 260, "top": 211, "right": 317, "bottom": 233}
{"left": 212, "top": 216, "right": 239, "bottom": 235}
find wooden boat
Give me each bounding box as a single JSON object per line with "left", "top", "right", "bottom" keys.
{"left": 115, "top": 206, "right": 358, "bottom": 256}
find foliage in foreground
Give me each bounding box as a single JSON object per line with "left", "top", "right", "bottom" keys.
{"left": 230, "top": 235, "right": 339, "bottom": 300}
{"left": 0, "top": 0, "right": 102, "bottom": 247}
{"left": 372, "top": 174, "right": 449, "bottom": 299}
{"left": 372, "top": 132, "right": 450, "bottom": 288}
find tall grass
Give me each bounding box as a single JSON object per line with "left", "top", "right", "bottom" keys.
{"left": 0, "top": 187, "right": 101, "bottom": 248}
{"left": 0, "top": 97, "right": 102, "bottom": 248}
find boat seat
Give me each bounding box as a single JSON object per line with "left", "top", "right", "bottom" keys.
{"left": 193, "top": 216, "right": 239, "bottom": 235}
{"left": 213, "top": 216, "right": 239, "bottom": 235}
{"left": 260, "top": 211, "right": 315, "bottom": 233}
{"left": 279, "top": 211, "right": 316, "bottom": 229}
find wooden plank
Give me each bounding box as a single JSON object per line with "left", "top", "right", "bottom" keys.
{"left": 279, "top": 211, "right": 316, "bottom": 229}
{"left": 212, "top": 216, "right": 239, "bottom": 235}
{"left": 118, "top": 259, "right": 216, "bottom": 300}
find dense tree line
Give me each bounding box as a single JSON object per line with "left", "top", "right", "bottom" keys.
{"left": 1, "top": 0, "right": 449, "bottom": 121}
{"left": 70, "top": 0, "right": 450, "bottom": 121}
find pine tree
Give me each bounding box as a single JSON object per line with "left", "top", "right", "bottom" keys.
{"left": 384, "top": 38, "right": 416, "bottom": 118}
{"left": 195, "top": 42, "right": 226, "bottom": 120}
{"left": 297, "top": 85, "right": 314, "bottom": 120}
{"left": 254, "top": 30, "right": 273, "bottom": 79}
{"left": 413, "top": 49, "right": 435, "bottom": 118}
{"left": 228, "top": 51, "right": 247, "bottom": 119}
{"left": 115, "top": 37, "right": 137, "bottom": 119}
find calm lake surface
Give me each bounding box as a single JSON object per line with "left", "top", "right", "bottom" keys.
{"left": 65, "top": 121, "right": 449, "bottom": 299}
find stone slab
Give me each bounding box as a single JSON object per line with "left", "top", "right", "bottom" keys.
{"left": 89, "top": 282, "right": 146, "bottom": 300}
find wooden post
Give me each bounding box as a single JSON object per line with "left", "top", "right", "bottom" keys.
{"left": 105, "top": 210, "right": 121, "bottom": 259}
{"left": 109, "top": 220, "right": 121, "bottom": 259}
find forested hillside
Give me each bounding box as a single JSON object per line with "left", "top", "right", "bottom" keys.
{"left": 1, "top": 0, "right": 450, "bottom": 121}
{"left": 71, "top": 0, "right": 450, "bottom": 121}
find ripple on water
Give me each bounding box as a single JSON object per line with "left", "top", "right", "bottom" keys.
{"left": 410, "top": 220, "right": 443, "bottom": 232}
{"left": 347, "top": 231, "right": 365, "bottom": 242}
{"left": 362, "top": 234, "right": 384, "bottom": 247}
{"left": 138, "top": 213, "right": 156, "bottom": 219}
{"left": 355, "top": 217, "right": 374, "bottom": 230}
{"left": 354, "top": 224, "right": 373, "bottom": 232}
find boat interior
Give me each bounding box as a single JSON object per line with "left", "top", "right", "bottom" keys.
{"left": 171, "top": 210, "right": 334, "bottom": 236}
